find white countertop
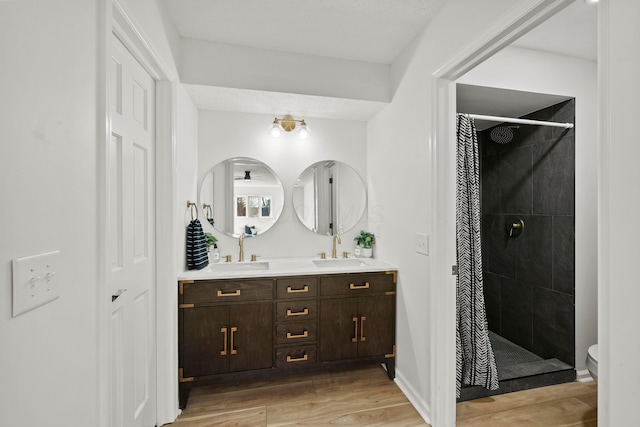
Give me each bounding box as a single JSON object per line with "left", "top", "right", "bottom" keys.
{"left": 177, "top": 256, "right": 397, "bottom": 281}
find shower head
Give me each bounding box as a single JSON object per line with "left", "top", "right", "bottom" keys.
{"left": 490, "top": 125, "right": 519, "bottom": 144}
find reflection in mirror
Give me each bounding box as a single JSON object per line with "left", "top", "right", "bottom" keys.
{"left": 293, "top": 160, "right": 366, "bottom": 235}
{"left": 199, "top": 157, "right": 284, "bottom": 238}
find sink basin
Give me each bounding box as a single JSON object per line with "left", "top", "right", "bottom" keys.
{"left": 208, "top": 261, "right": 269, "bottom": 272}
{"left": 313, "top": 259, "right": 367, "bottom": 268}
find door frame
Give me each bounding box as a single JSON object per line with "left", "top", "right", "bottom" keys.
{"left": 429, "top": 1, "right": 575, "bottom": 425}
{"left": 98, "top": 1, "right": 179, "bottom": 426}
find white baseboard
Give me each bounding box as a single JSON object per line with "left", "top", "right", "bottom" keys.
{"left": 576, "top": 369, "right": 595, "bottom": 383}
{"left": 394, "top": 369, "right": 432, "bottom": 425}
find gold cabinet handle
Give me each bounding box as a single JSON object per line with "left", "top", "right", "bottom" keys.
{"left": 349, "top": 282, "right": 370, "bottom": 290}
{"left": 360, "top": 316, "right": 367, "bottom": 342}
{"left": 287, "top": 285, "right": 309, "bottom": 293}
{"left": 352, "top": 317, "right": 358, "bottom": 343}
{"left": 286, "top": 308, "right": 309, "bottom": 317}
{"left": 230, "top": 326, "right": 237, "bottom": 355}
{"left": 286, "top": 330, "right": 309, "bottom": 339}
{"left": 220, "top": 327, "right": 228, "bottom": 356}
{"left": 286, "top": 354, "right": 309, "bottom": 363}
{"left": 217, "top": 289, "right": 241, "bottom": 297}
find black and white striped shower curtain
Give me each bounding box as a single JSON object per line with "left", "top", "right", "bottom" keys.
{"left": 455, "top": 114, "right": 498, "bottom": 397}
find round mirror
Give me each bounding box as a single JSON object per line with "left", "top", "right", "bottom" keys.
{"left": 199, "top": 157, "right": 284, "bottom": 238}
{"left": 292, "top": 160, "right": 366, "bottom": 235}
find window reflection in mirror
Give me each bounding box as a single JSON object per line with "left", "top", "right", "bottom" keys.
{"left": 199, "top": 157, "right": 284, "bottom": 238}
{"left": 292, "top": 160, "right": 366, "bottom": 235}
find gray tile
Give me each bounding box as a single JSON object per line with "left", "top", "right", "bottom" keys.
{"left": 532, "top": 287, "right": 575, "bottom": 365}
{"left": 500, "top": 277, "right": 533, "bottom": 351}
{"left": 515, "top": 215, "right": 553, "bottom": 287}
{"left": 483, "top": 272, "right": 501, "bottom": 333}
{"left": 553, "top": 216, "right": 575, "bottom": 295}
{"left": 532, "top": 134, "right": 575, "bottom": 215}
{"left": 481, "top": 153, "right": 501, "bottom": 214}
{"left": 483, "top": 214, "right": 516, "bottom": 278}
{"left": 500, "top": 147, "right": 532, "bottom": 214}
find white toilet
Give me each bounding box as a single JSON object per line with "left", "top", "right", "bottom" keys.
{"left": 586, "top": 344, "right": 598, "bottom": 382}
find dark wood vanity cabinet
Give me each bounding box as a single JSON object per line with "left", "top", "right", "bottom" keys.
{"left": 182, "top": 303, "right": 272, "bottom": 377}
{"left": 319, "top": 273, "right": 396, "bottom": 363}
{"left": 274, "top": 276, "right": 319, "bottom": 369}
{"left": 178, "top": 270, "right": 396, "bottom": 408}
{"left": 179, "top": 278, "right": 273, "bottom": 380}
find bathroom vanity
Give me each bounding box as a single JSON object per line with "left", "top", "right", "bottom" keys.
{"left": 177, "top": 257, "right": 397, "bottom": 408}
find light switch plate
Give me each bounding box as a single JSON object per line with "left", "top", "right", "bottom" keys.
{"left": 416, "top": 233, "right": 429, "bottom": 256}
{"left": 12, "top": 250, "right": 60, "bottom": 317}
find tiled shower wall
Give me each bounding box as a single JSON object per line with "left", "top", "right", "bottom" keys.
{"left": 481, "top": 100, "right": 575, "bottom": 366}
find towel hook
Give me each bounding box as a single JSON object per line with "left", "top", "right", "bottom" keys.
{"left": 187, "top": 201, "right": 198, "bottom": 221}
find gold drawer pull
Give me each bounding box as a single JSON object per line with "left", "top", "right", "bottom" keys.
{"left": 220, "top": 327, "right": 228, "bottom": 356}
{"left": 286, "top": 330, "right": 309, "bottom": 339}
{"left": 286, "top": 308, "right": 309, "bottom": 317}
{"left": 352, "top": 317, "right": 358, "bottom": 343}
{"left": 360, "top": 316, "right": 367, "bottom": 342}
{"left": 217, "top": 289, "right": 241, "bottom": 297}
{"left": 287, "top": 285, "right": 309, "bottom": 293}
{"left": 349, "top": 282, "right": 370, "bottom": 290}
{"left": 230, "top": 327, "right": 237, "bottom": 355}
{"left": 286, "top": 354, "right": 309, "bottom": 363}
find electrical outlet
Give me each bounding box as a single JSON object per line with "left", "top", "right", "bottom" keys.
{"left": 12, "top": 250, "right": 60, "bottom": 317}
{"left": 416, "top": 233, "right": 429, "bottom": 256}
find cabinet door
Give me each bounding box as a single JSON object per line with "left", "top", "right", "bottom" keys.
{"left": 182, "top": 306, "right": 230, "bottom": 377}
{"left": 319, "top": 298, "right": 358, "bottom": 361}
{"left": 229, "top": 302, "right": 273, "bottom": 372}
{"left": 357, "top": 295, "right": 395, "bottom": 358}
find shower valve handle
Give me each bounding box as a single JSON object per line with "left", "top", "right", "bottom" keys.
{"left": 507, "top": 218, "right": 525, "bottom": 238}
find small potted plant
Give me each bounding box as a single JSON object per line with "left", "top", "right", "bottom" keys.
{"left": 354, "top": 230, "right": 375, "bottom": 258}
{"left": 204, "top": 232, "right": 219, "bottom": 263}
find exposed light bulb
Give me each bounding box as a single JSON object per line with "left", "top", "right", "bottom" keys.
{"left": 298, "top": 121, "right": 310, "bottom": 139}
{"left": 270, "top": 120, "right": 281, "bottom": 138}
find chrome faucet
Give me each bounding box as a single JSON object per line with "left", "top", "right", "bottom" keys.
{"left": 239, "top": 233, "right": 245, "bottom": 262}
{"left": 331, "top": 235, "right": 341, "bottom": 259}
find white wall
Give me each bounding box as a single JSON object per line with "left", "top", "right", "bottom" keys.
{"left": 367, "top": 0, "right": 529, "bottom": 421}
{"left": 0, "top": 1, "right": 100, "bottom": 425}
{"left": 198, "top": 110, "right": 368, "bottom": 259}
{"left": 599, "top": 2, "right": 640, "bottom": 425}
{"left": 176, "top": 86, "right": 200, "bottom": 271}
{"left": 457, "top": 46, "right": 598, "bottom": 371}
{"left": 0, "top": 0, "right": 199, "bottom": 425}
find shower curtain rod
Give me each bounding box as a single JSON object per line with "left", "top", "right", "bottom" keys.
{"left": 464, "top": 113, "right": 574, "bottom": 129}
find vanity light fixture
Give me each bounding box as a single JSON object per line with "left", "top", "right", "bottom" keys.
{"left": 270, "top": 115, "right": 310, "bottom": 139}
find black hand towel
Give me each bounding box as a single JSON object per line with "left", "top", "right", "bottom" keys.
{"left": 186, "top": 218, "right": 209, "bottom": 270}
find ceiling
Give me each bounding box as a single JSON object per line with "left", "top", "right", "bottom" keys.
{"left": 161, "top": 0, "right": 597, "bottom": 121}
{"left": 162, "top": 0, "right": 447, "bottom": 64}
{"left": 456, "top": 85, "right": 573, "bottom": 131}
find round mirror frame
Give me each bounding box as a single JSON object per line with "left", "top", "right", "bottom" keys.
{"left": 292, "top": 160, "right": 367, "bottom": 235}
{"left": 199, "top": 157, "right": 285, "bottom": 238}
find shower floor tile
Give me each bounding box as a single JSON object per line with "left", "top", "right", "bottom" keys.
{"left": 458, "top": 331, "right": 575, "bottom": 402}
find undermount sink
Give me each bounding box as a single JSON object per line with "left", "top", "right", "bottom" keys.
{"left": 208, "top": 261, "right": 269, "bottom": 272}
{"left": 313, "top": 259, "right": 368, "bottom": 268}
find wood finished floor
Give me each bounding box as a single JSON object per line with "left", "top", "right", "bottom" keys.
{"left": 171, "top": 366, "right": 597, "bottom": 426}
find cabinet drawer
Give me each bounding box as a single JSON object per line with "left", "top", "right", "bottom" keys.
{"left": 276, "top": 277, "right": 318, "bottom": 299}
{"left": 275, "top": 345, "right": 317, "bottom": 368}
{"left": 276, "top": 320, "right": 317, "bottom": 345}
{"left": 276, "top": 300, "right": 317, "bottom": 322}
{"left": 182, "top": 279, "right": 273, "bottom": 304}
{"left": 320, "top": 272, "right": 395, "bottom": 296}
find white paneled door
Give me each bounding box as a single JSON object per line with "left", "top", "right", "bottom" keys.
{"left": 108, "top": 34, "right": 156, "bottom": 427}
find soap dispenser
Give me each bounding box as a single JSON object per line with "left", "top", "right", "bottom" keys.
{"left": 212, "top": 243, "right": 220, "bottom": 263}
{"left": 354, "top": 245, "right": 362, "bottom": 258}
